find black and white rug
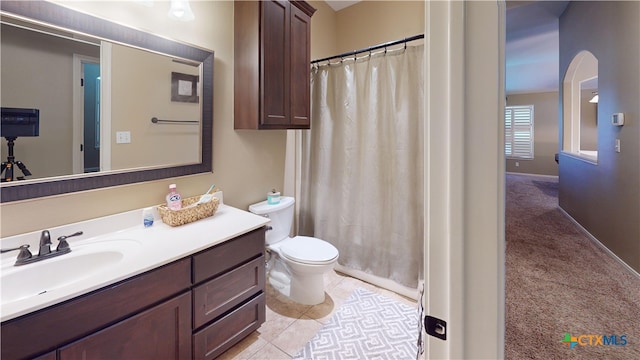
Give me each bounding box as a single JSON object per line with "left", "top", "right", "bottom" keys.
{"left": 293, "top": 288, "right": 419, "bottom": 360}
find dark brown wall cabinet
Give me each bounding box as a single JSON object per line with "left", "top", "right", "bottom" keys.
{"left": 1, "top": 228, "right": 266, "bottom": 360}
{"left": 234, "top": 0, "right": 316, "bottom": 129}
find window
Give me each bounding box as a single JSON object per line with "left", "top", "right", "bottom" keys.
{"left": 563, "top": 50, "right": 598, "bottom": 163}
{"left": 505, "top": 105, "right": 534, "bottom": 159}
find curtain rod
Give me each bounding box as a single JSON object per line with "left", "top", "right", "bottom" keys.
{"left": 311, "top": 34, "right": 424, "bottom": 64}
{"left": 150, "top": 117, "right": 198, "bottom": 124}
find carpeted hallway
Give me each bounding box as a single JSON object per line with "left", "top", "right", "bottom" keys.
{"left": 505, "top": 173, "right": 640, "bottom": 359}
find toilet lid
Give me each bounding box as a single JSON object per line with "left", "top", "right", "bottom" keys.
{"left": 280, "top": 236, "right": 339, "bottom": 265}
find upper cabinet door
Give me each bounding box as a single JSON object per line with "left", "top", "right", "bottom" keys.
{"left": 261, "top": 0, "right": 290, "bottom": 127}
{"left": 289, "top": 4, "right": 312, "bottom": 127}
{"left": 234, "top": 0, "right": 315, "bottom": 130}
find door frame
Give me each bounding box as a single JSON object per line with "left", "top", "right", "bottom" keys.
{"left": 72, "top": 54, "right": 100, "bottom": 174}
{"left": 424, "top": 1, "right": 506, "bottom": 358}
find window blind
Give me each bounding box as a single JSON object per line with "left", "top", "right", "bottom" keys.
{"left": 505, "top": 105, "right": 534, "bottom": 159}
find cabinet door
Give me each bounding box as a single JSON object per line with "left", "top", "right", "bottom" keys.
{"left": 261, "top": 0, "right": 290, "bottom": 127}
{"left": 289, "top": 3, "right": 312, "bottom": 127}
{"left": 58, "top": 292, "right": 192, "bottom": 360}
{"left": 33, "top": 351, "right": 56, "bottom": 360}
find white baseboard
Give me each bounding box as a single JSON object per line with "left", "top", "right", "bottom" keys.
{"left": 506, "top": 171, "right": 559, "bottom": 180}
{"left": 334, "top": 263, "right": 420, "bottom": 300}
{"left": 558, "top": 207, "right": 640, "bottom": 280}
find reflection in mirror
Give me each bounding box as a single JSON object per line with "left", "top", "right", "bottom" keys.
{"left": 0, "top": 1, "right": 213, "bottom": 203}
{"left": 1, "top": 21, "right": 202, "bottom": 180}
{"left": 562, "top": 50, "right": 598, "bottom": 162}
{"left": 109, "top": 43, "right": 201, "bottom": 171}
{"left": 1, "top": 22, "right": 101, "bottom": 180}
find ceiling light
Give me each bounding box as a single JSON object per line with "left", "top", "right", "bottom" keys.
{"left": 168, "top": 0, "right": 195, "bottom": 21}
{"left": 589, "top": 93, "right": 599, "bottom": 103}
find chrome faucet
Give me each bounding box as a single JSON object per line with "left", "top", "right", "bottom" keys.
{"left": 38, "top": 230, "right": 52, "bottom": 256}
{"left": 1, "top": 244, "right": 33, "bottom": 262}
{"left": 2, "top": 230, "right": 83, "bottom": 266}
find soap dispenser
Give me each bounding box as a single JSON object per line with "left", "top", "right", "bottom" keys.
{"left": 166, "top": 184, "right": 182, "bottom": 210}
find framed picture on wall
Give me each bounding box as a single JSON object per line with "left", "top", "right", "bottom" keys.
{"left": 171, "top": 72, "right": 199, "bottom": 103}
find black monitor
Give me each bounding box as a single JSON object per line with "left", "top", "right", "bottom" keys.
{"left": 1, "top": 107, "right": 40, "bottom": 138}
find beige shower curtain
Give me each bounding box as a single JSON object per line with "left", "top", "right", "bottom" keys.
{"left": 299, "top": 45, "right": 424, "bottom": 288}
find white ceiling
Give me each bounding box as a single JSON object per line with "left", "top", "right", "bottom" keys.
{"left": 506, "top": 1, "right": 569, "bottom": 94}
{"left": 324, "top": 0, "right": 360, "bottom": 12}
{"left": 323, "top": 0, "right": 569, "bottom": 94}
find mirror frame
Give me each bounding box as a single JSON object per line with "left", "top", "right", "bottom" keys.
{"left": 0, "top": 1, "right": 213, "bottom": 203}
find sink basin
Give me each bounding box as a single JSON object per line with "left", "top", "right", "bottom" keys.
{"left": 1, "top": 239, "right": 141, "bottom": 306}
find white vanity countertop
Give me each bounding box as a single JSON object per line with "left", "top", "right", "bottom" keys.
{"left": 0, "top": 200, "right": 270, "bottom": 322}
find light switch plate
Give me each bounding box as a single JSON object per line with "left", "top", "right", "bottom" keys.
{"left": 116, "top": 131, "right": 131, "bottom": 144}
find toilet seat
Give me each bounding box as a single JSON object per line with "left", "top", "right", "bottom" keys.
{"left": 279, "top": 236, "right": 339, "bottom": 265}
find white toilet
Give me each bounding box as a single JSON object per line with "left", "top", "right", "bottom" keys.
{"left": 249, "top": 196, "right": 339, "bottom": 305}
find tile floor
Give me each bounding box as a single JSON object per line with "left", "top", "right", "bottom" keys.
{"left": 217, "top": 270, "right": 419, "bottom": 360}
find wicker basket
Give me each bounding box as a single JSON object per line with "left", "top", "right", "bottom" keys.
{"left": 157, "top": 196, "right": 219, "bottom": 227}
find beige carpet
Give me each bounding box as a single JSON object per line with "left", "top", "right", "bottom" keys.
{"left": 505, "top": 174, "right": 640, "bottom": 359}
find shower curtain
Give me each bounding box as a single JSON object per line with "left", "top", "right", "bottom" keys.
{"left": 298, "top": 45, "right": 424, "bottom": 288}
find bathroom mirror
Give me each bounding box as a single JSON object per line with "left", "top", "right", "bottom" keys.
{"left": 0, "top": 1, "right": 213, "bottom": 203}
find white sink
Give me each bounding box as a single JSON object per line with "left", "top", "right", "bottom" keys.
{"left": 1, "top": 239, "right": 141, "bottom": 306}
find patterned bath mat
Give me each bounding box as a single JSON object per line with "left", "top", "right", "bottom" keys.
{"left": 293, "top": 288, "right": 420, "bottom": 360}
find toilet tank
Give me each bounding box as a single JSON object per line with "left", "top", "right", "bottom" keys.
{"left": 248, "top": 196, "right": 295, "bottom": 245}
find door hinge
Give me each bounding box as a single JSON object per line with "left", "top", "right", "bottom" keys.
{"left": 81, "top": 78, "right": 84, "bottom": 86}
{"left": 425, "top": 315, "right": 447, "bottom": 341}
{"left": 80, "top": 144, "right": 84, "bottom": 151}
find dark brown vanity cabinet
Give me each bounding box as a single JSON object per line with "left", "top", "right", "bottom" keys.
{"left": 59, "top": 293, "right": 192, "bottom": 360}
{"left": 0, "top": 228, "right": 266, "bottom": 360}
{"left": 234, "top": 0, "right": 316, "bottom": 129}
{"left": 192, "top": 228, "right": 266, "bottom": 359}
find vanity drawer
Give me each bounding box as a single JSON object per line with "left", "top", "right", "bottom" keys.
{"left": 193, "top": 255, "right": 265, "bottom": 329}
{"left": 193, "top": 292, "right": 266, "bottom": 360}
{"left": 192, "top": 227, "right": 265, "bottom": 284}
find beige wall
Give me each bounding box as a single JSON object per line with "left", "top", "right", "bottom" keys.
{"left": 309, "top": 0, "right": 339, "bottom": 60}
{"left": 506, "top": 92, "right": 559, "bottom": 176}
{"left": 579, "top": 89, "right": 597, "bottom": 150}
{"left": 1, "top": 1, "right": 287, "bottom": 237}
{"left": 558, "top": 1, "right": 640, "bottom": 271}
{"left": 335, "top": 1, "right": 425, "bottom": 54}
{"left": 309, "top": 0, "right": 424, "bottom": 61}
